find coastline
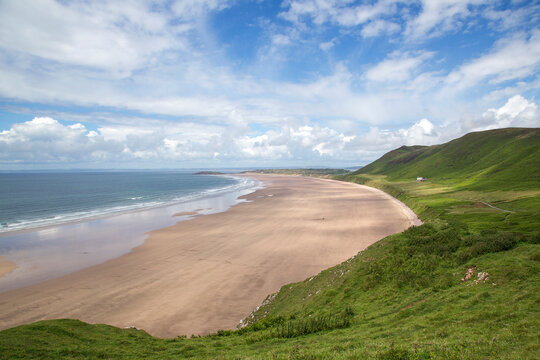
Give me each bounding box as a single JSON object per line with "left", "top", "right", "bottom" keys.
{"left": 0, "top": 174, "right": 257, "bottom": 236}
{"left": 0, "top": 175, "right": 261, "bottom": 292}
{"left": 0, "top": 174, "right": 420, "bottom": 338}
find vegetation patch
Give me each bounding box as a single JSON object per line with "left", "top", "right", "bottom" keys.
{"left": 245, "top": 168, "right": 351, "bottom": 177}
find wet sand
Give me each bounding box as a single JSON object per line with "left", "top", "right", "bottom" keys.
{"left": 0, "top": 175, "right": 420, "bottom": 338}
{"left": 0, "top": 257, "right": 15, "bottom": 278}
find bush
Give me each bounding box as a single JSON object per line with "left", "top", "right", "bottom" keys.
{"left": 273, "top": 309, "right": 353, "bottom": 338}
{"left": 458, "top": 232, "right": 519, "bottom": 263}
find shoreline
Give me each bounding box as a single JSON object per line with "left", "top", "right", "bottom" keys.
{"left": 0, "top": 174, "right": 420, "bottom": 337}
{"left": 0, "top": 176, "right": 261, "bottom": 292}
{"left": 0, "top": 174, "right": 258, "bottom": 238}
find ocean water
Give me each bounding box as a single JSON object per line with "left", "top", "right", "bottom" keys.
{"left": 0, "top": 171, "right": 260, "bottom": 292}
{"left": 0, "top": 171, "right": 251, "bottom": 233}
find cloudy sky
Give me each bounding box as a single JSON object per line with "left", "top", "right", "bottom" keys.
{"left": 1, "top": 0, "right": 539, "bottom": 169}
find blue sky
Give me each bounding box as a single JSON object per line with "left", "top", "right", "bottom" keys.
{"left": 1, "top": 0, "right": 539, "bottom": 169}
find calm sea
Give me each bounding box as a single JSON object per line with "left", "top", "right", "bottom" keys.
{"left": 0, "top": 171, "right": 254, "bottom": 233}
{"left": 0, "top": 171, "right": 260, "bottom": 291}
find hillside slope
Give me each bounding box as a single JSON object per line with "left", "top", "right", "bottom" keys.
{"left": 356, "top": 128, "right": 540, "bottom": 190}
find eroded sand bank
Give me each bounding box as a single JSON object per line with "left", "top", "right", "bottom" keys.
{"left": 0, "top": 175, "right": 420, "bottom": 338}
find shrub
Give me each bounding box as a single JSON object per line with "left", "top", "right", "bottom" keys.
{"left": 458, "top": 232, "right": 519, "bottom": 263}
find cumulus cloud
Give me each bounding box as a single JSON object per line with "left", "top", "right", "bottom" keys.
{"left": 459, "top": 95, "right": 540, "bottom": 132}
{"left": 345, "top": 118, "right": 440, "bottom": 159}
{"left": 1, "top": 95, "right": 537, "bottom": 167}
{"left": 0, "top": 117, "right": 222, "bottom": 164}
{"left": 0, "top": 117, "right": 118, "bottom": 162}
{"left": 0, "top": 116, "right": 358, "bottom": 164}
{"left": 398, "top": 118, "right": 439, "bottom": 145}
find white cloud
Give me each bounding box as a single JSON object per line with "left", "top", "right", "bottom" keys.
{"left": 319, "top": 39, "right": 335, "bottom": 51}
{"left": 334, "top": 0, "right": 400, "bottom": 27}
{"left": 361, "top": 20, "right": 401, "bottom": 38}
{"left": 272, "top": 34, "right": 292, "bottom": 46}
{"left": 460, "top": 95, "right": 540, "bottom": 132}
{"left": 280, "top": 0, "right": 401, "bottom": 28}
{"left": 170, "top": 0, "right": 231, "bottom": 17}
{"left": 398, "top": 118, "right": 439, "bottom": 145}
{"left": 447, "top": 30, "right": 540, "bottom": 88}
{"left": 0, "top": 117, "right": 117, "bottom": 162}
{"left": 280, "top": 0, "right": 501, "bottom": 41}
{"left": 0, "top": 1, "right": 173, "bottom": 76}
{"left": 0, "top": 0, "right": 232, "bottom": 77}
{"left": 0, "top": 116, "right": 224, "bottom": 164}
{"left": 0, "top": 116, "right": 353, "bottom": 164}
{"left": 344, "top": 95, "right": 539, "bottom": 161}
{"left": 1, "top": 95, "right": 537, "bottom": 167}
{"left": 0, "top": 1, "right": 539, "bottom": 169}
{"left": 483, "top": 4, "right": 540, "bottom": 31}
{"left": 348, "top": 118, "right": 439, "bottom": 153}
{"left": 405, "top": 0, "right": 488, "bottom": 40}
{"left": 365, "top": 51, "right": 433, "bottom": 83}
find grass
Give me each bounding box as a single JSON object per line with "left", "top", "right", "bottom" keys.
{"left": 356, "top": 128, "right": 540, "bottom": 191}
{"left": 244, "top": 168, "right": 351, "bottom": 177}
{"left": 1, "top": 128, "right": 539, "bottom": 359}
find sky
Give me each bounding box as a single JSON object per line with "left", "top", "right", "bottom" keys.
{"left": 0, "top": 0, "right": 539, "bottom": 169}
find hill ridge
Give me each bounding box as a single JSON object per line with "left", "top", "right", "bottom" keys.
{"left": 355, "top": 127, "right": 540, "bottom": 190}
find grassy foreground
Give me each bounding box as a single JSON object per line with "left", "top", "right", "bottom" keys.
{"left": 1, "top": 128, "right": 539, "bottom": 359}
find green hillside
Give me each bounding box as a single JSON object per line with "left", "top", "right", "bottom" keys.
{"left": 356, "top": 128, "right": 540, "bottom": 190}
{"left": 1, "top": 128, "right": 539, "bottom": 359}
{"left": 244, "top": 168, "right": 350, "bottom": 177}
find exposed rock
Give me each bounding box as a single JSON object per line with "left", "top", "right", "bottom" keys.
{"left": 462, "top": 267, "right": 490, "bottom": 286}
{"left": 461, "top": 266, "right": 476, "bottom": 282}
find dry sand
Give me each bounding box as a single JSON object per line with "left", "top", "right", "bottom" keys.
{"left": 0, "top": 174, "right": 420, "bottom": 338}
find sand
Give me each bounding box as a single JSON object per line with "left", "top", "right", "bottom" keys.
{"left": 0, "top": 175, "right": 420, "bottom": 338}
{"left": 0, "top": 257, "right": 16, "bottom": 278}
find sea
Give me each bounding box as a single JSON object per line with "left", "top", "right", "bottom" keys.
{"left": 0, "top": 171, "right": 260, "bottom": 292}
{"left": 0, "top": 171, "right": 256, "bottom": 233}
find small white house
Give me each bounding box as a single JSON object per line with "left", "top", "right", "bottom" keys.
{"left": 416, "top": 177, "right": 426, "bottom": 182}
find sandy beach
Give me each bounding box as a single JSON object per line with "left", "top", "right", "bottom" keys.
{"left": 0, "top": 257, "right": 16, "bottom": 278}
{"left": 0, "top": 174, "right": 420, "bottom": 338}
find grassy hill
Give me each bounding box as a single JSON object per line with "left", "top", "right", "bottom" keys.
{"left": 1, "top": 128, "right": 539, "bottom": 359}
{"left": 355, "top": 128, "right": 539, "bottom": 191}
{"left": 244, "top": 168, "right": 351, "bottom": 177}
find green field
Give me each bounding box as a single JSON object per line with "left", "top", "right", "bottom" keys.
{"left": 244, "top": 168, "right": 351, "bottom": 177}
{"left": 1, "top": 128, "right": 539, "bottom": 359}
